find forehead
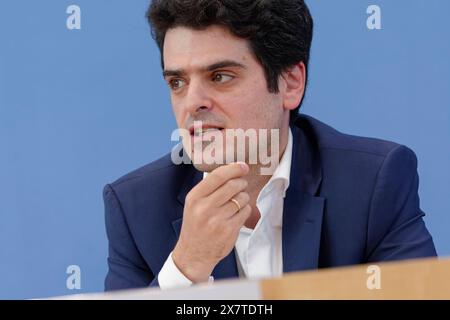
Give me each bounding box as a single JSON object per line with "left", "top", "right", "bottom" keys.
{"left": 163, "top": 25, "right": 253, "bottom": 70}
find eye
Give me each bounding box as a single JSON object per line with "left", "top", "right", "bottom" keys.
{"left": 168, "top": 78, "right": 186, "bottom": 91}
{"left": 212, "top": 73, "right": 234, "bottom": 84}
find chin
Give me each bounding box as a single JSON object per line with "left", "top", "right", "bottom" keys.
{"left": 192, "top": 162, "right": 224, "bottom": 173}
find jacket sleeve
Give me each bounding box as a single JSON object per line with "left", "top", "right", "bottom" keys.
{"left": 365, "top": 145, "right": 437, "bottom": 262}
{"left": 104, "top": 184, "right": 158, "bottom": 291}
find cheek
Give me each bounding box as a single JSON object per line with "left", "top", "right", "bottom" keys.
{"left": 227, "top": 81, "right": 264, "bottom": 114}
{"left": 222, "top": 94, "right": 258, "bottom": 123}
{"left": 171, "top": 99, "right": 186, "bottom": 127}
{"left": 228, "top": 88, "right": 280, "bottom": 125}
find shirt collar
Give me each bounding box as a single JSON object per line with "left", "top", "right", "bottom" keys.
{"left": 265, "top": 127, "right": 293, "bottom": 198}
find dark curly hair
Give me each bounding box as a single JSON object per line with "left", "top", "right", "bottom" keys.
{"left": 146, "top": 0, "right": 314, "bottom": 123}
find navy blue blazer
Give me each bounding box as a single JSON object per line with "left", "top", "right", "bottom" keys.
{"left": 104, "top": 114, "right": 436, "bottom": 291}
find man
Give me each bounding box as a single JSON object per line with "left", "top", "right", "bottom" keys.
{"left": 104, "top": 0, "right": 436, "bottom": 291}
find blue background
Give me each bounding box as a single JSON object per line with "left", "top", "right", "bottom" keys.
{"left": 0, "top": 0, "right": 449, "bottom": 299}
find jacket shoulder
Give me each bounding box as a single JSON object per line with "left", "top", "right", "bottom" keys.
{"left": 108, "top": 153, "right": 180, "bottom": 191}
{"left": 296, "top": 114, "right": 402, "bottom": 157}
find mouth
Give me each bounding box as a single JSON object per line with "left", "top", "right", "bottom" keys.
{"left": 189, "top": 125, "right": 225, "bottom": 137}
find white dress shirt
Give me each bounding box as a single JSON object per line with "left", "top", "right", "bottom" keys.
{"left": 158, "top": 128, "right": 293, "bottom": 289}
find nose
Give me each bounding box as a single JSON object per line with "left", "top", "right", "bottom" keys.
{"left": 183, "top": 79, "right": 213, "bottom": 115}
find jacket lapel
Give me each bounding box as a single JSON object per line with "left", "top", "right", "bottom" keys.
{"left": 283, "top": 119, "right": 325, "bottom": 273}
{"left": 282, "top": 191, "right": 325, "bottom": 272}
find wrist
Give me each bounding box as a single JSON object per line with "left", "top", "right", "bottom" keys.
{"left": 172, "top": 246, "right": 216, "bottom": 283}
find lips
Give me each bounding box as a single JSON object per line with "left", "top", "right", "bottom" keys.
{"left": 193, "top": 128, "right": 223, "bottom": 137}
{"left": 188, "top": 124, "right": 224, "bottom": 137}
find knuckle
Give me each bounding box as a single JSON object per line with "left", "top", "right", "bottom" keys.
{"left": 185, "top": 193, "right": 195, "bottom": 205}
{"left": 228, "top": 178, "right": 247, "bottom": 191}
{"left": 226, "top": 179, "right": 239, "bottom": 190}
{"left": 207, "top": 216, "right": 218, "bottom": 229}
{"left": 195, "top": 201, "right": 208, "bottom": 215}
{"left": 240, "top": 192, "right": 250, "bottom": 204}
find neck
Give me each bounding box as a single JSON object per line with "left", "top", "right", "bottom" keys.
{"left": 243, "top": 126, "right": 289, "bottom": 229}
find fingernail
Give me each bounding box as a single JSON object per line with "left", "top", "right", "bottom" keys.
{"left": 237, "top": 162, "right": 248, "bottom": 171}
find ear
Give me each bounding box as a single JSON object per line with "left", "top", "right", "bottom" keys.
{"left": 280, "top": 62, "right": 306, "bottom": 111}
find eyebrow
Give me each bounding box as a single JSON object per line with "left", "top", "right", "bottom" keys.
{"left": 162, "top": 60, "right": 246, "bottom": 78}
